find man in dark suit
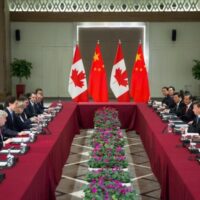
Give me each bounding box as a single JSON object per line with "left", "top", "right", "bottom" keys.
{"left": 0, "top": 110, "right": 13, "bottom": 149}
{"left": 188, "top": 101, "right": 200, "bottom": 134}
{"left": 161, "top": 87, "right": 175, "bottom": 109}
{"left": 181, "top": 93, "right": 195, "bottom": 123}
{"left": 35, "top": 93, "right": 44, "bottom": 114}
{"left": 3, "top": 96, "right": 27, "bottom": 138}
{"left": 24, "top": 92, "right": 38, "bottom": 118}
{"left": 168, "top": 86, "right": 175, "bottom": 97}
{"left": 15, "top": 101, "right": 32, "bottom": 131}
{"left": 35, "top": 88, "right": 46, "bottom": 110}
{"left": 4, "top": 96, "right": 18, "bottom": 131}
{"left": 170, "top": 92, "right": 186, "bottom": 117}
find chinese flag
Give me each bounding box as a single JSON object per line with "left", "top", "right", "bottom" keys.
{"left": 88, "top": 42, "right": 108, "bottom": 102}
{"left": 110, "top": 41, "right": 130, "bottom": 102}
{"left": 68, "top": 44, "right": 88, "bottom": 102}
{"left": 130, "top": 43, "right": 150, "bottom": 103}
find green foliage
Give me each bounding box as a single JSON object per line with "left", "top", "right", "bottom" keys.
{"left": 192, "top": 59, "right": 200, "bottom": 80}
{"left": 85, "top": 169, "right": 131, "bottom": 183}
{"left": 11, "top": 58, "right": 33, "bottom": 83}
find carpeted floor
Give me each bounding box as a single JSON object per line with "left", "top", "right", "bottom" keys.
{"left": 56, "top": 130, "right": 160, "bottom": 200}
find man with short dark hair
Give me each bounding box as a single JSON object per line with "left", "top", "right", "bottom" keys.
{"left": 4, "top": 96, "right": 18, "bottom": 131}
{"left": 3, "top": 96, "right": 26, "bottom": 137}
{"left": 170, "top": 92, "right": 186, "bottom": 117}
{"left": 181, "top": 93, "right": 195, "bottom": 123}
{"left": 168, "top": 86, "right": 175, "bottom": 97}
{"left": 24, "top": 92, "right": 38, "bottom": 118}
{"left": 161, "top": 87, "right": 175, "bottom": 109}
{"left": 187, "top": 101, "right": 200, "bottom": 134}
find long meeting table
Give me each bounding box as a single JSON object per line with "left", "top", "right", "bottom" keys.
{"left": 0, "top": 102, "right": 199, "bottom": 200}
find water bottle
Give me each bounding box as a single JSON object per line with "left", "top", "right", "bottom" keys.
{"left": 20, "top": 143, "right": 27, "bottom": 153}
{"left": 7, "top": 150, "right": 14, "bottom": 167}
{"left": 167, "top": 123, "right": 173, "bottom": 133}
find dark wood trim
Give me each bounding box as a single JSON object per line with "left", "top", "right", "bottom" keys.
{"left": 10, "top": 11, "right": 200, "bottom": 22}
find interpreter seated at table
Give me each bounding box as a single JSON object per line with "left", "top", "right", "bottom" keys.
{"left": 169, "top": 92, "right": 186, "bottom": 118}
{"left": 161, "top": 86, "right": 175, "bottom": 109}
{"left": 24, "top": 92, "right": 39, "bottom": 118}
{"left": 0, "top": 110, "right": 12, "bottom": 150}
{"left": 188, "top": 101, "right": 200, "bottom": 134}
{"left": 14, "top": 101, "right": 33, "bottom": 131}
{"left": 181, "top": 93, "right": 195, "bottom": 123}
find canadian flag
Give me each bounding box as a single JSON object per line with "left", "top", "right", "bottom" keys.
{"left": 110, "top": 41, "right": 130, "bottom": 102}
{"left": 68, "top": 44, "right": 88, "bottom": 102}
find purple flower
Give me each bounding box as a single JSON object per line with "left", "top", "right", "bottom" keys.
{"left": 92, "top": 187, "right": 97, "bottom": 193}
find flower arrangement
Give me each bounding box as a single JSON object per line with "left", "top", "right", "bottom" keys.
{"left": 83, "top": 107, "right": 137, "bottom": 200}
{"left": 85, "top": 169, "right": 131, "bottom": 183}
{"left": 94, "top": 107, "right": 121, "bottom": 130}
{"left": 84, "top": 178, "right": 137, "bottom": 200}
{"left": 88, "top": 156, "right": 128, "bottom": 168}
{"left": 91, "top": 145, "right": 125, "bottom": 157}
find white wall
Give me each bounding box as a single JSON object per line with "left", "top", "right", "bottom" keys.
{"left": 11, "top": 22, "right": 200, "bottom": 97}
{"left": 11, "top": 22, "right": 75, "bottom": 97}
{"left": 149, "top": 22, "right": 200, "bottom": 97}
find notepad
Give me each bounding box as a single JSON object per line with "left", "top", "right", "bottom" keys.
{"left": 0, "top": 149, "right": 21, "bottom": 154}
{"left": 12, "top": 137, "right": 30, "bottom": 143}
{"left": 0, "top": 162, "right": 7, "bottom": 167}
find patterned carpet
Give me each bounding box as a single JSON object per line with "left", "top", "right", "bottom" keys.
{"left": 56, "top": 130, "right": 160, "bottom": 200}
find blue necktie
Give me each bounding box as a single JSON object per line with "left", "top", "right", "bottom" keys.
{"left": 10, "top": 111, "right": 14, "bottom": 122}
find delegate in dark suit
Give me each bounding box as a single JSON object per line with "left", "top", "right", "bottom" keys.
{"left": 15, "top": 114, "right": 32, "bottom": 131}
{"left": 162, "top": 95, "right": 175, "bottom": 109}
{"left": 4, "top": 108, "right": 18, "bottom": 131}
{"left": 181, "top": 104, "right": 196, "bottom": 123}
{"left": 35, "top": 103, "right": 43, "bottom": 115}
{"left": 25, "top": 101, "right": 38, "bottom": 118}
{"left": 1, "top": 126, "right": 18, "bottom": 138}
{"left": 188, "top": 117, "right": 200, "bottom": 134}
{"left": 170, "top": 101, "right": 186, "bottom": 118}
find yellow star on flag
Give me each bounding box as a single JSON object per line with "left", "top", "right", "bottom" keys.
{"left": 93, "top": 52, "right": 99, "bottom": 61}
{"left": 135, "top": 53, "right": 141, "bottom": 62}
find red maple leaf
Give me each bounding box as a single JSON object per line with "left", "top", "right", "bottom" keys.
{"left": 71, "top": 69, "right": 86, "bottom": 88}
{"left": 114, "top": 68, "right": 128, "bottom": 87}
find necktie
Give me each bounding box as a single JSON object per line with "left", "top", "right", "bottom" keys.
{"left": 10, "top": 111, "right": 14, "bottom": 122}
{"left": 196, "top": 117, "right": 199, "bottom": 124}
{"left": 0, "top": 128, "right": 3, "bottom": 142}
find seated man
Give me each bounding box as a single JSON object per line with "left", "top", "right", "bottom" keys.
{"left": 35, "top": 93, "right": 44, "bottom": 114}
{"left": 15, "top": 101, "right": 33, "bottom": 131}
{"left": 18, "top": 95, "right": 38, "bottom": 123}
{"left": 170, "top": 92, "right": 186, "bottom": 117}
{"left": 168, "top": 86, "right": 175, "bottom": 97}
{"left": 24, "top": 92, "right": 38, "bottom": 118}
{"left": 4, "top": 96, "right": 18, "bottom": 131}
{"left": 161, "top": 86, "right": 175, "bottom": 109}
{"left": 3, "top": 96, "right": 26, "bottom": 138}
{"left": 188, "top": 101, "right": 200, "bottom": 134}
{"left": 181, "top": 93, "right": 195, "bottom": 123}
{"left": 0, "top": 110, "right": 12, "bottom": 150}
{"left": 35, "top": 88, "right": 46, "bottom": 110}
